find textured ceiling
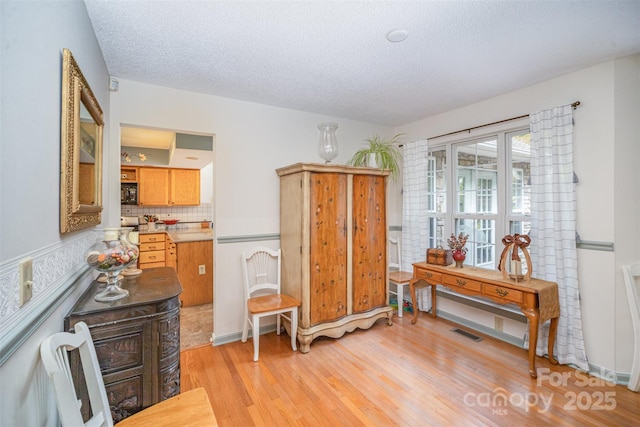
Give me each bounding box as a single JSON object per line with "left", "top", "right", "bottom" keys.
{"left": 86, "top": 1, "right": 640, "bottom": 127}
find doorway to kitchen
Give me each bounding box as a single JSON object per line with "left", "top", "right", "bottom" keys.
{"left": 119, "top": 124, "right": 215, "bottom": 351}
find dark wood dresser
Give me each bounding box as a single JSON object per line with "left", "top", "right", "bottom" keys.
{"left": 64, "top": 267, "right": 182, "bottom": 422}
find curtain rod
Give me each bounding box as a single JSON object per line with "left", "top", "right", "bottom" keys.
{"left": 427, "top": 101, "right": 581, "bottom": 141}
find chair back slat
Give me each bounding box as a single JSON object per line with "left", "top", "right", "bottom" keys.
{"left": 242, "top": 246, "right": 281, "bottom": 298}
{"left": 388, "top": 237, "right": 402, "bottom": 271}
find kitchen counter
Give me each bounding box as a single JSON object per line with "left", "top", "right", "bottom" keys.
{"left": 168, "top": 229, "right": 214, "bottom": 242}
{"left": 138, "top": 226, "right": 214, "bottom": 242}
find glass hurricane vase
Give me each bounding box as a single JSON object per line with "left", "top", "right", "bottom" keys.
{"left": 85, "top": 227, "right": 139, "bottom": 302}
{"left": 318, "top": 122, "right": 338, "bottom": 163}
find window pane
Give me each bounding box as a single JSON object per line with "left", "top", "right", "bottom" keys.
{"left": 456, "top": 138, "right": 497, "bottom": 214}
{"left": 428, "top": 217, "right": 446, "bottom": 249}
{"left": 509, "top": 220, "right": 531, "bottom": 236}
{"left": 455, "top": 218, "right": 495, "bottom": 267}
{"left": 510, "top": 131, "right": 531, "bottom": 216}
{"left": 427, "top": 148, "right": 447, "bottom": 213}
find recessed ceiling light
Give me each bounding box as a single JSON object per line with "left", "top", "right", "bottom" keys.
{"left": 386, "top": 29, "right": 408, "bottom": 43}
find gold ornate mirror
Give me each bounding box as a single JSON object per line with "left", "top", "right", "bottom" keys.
{"left": 60, "top": 48, "right": 104, "bottom": 233}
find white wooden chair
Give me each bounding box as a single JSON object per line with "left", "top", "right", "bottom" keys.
{"left": 622, "top": 263, "right": 640, "bottom": 392}
{"left": 241, "top": 246, "right": 300, "bottom": 361}
{"left": 40, "top": 321, "right": 217, "bottom": 427}
{"left": 388, "top": 237, "right": 413, "bottom": 318}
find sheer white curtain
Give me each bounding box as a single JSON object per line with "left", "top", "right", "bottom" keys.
{"left": 529, "top": 105, "right": 589, "bottom": 371}
{"left": 401, "top": 140, "right": 431, "bottom": 311}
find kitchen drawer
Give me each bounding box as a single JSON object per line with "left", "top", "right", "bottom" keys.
{"left": 140, "top": 250, "right": 165, "bottom": 264}
{"left": 443, "top": 275, "right": 482, "bottom": 293}
{"left": 415, "top": 269, "right": 442, "bottom": 284}
{"left": 483, "top": 284, "right": 523, "bottom": 304}
{"left": 139, "top": 233, "right": 166, "bottom": 244}
{"left": 140, "top": 242, "right": 165, "bottom": 251}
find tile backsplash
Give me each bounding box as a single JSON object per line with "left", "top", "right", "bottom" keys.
{"left": 121, "top": 203, "right": 213, "bottom": 224}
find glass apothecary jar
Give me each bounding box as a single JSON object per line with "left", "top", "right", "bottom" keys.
{"left": 85, "top": 227, "right": 139, "bottom": 302}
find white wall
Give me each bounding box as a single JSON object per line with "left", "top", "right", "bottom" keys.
{"left": 395, "top": 56, "right": 640, "bottom": 377}
{"left": 1, "top": 4, "right": 636, "bottom": 426}
{"left": 0, "top": 0, "right": 112, "bottom": 425}
{"left": 108, "top": 80, "right": 394, "bottom": 339}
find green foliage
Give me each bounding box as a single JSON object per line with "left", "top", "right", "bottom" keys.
{"left": 347, "top": 134, "right": 404, "bottom": 180}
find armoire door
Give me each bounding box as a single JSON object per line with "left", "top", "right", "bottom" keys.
{"left": 309, "top": 172, "right": 348, "bottom": 325}
{"left": 352, "top": 174, "right": 387, "bottom": 312}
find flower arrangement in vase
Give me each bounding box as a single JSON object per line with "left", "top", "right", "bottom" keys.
{"left": 144, "top": 214, "right": 158, "bottom": 230}
{"left": 447, "top": 232, "right": 469, "bottom": 268}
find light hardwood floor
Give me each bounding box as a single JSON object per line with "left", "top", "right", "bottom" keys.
{"left": 181, "top": 313, "right": 640, "bottom": 426}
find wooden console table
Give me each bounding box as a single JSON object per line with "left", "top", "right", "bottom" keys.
{"left": 409, "top": 262, "right": 559, "bottom": 378}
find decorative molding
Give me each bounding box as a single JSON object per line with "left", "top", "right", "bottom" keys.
{"left": 217, "top": 233, "right": 280, "bottom": 244}
{"left": 0, "top": 232, "right": 95, "bottom": 365}
{"left": 576, "top": 240, "right": 614, "bottom": 252}
{"left": 212, "top": 324, "right": 277, "bottom": 347}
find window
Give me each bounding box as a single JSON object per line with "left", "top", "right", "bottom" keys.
{"left": 426, "top": 148, "right": 447, "bottom": 249}
{"left": 427, "top": 127, "right": 530, "bottom": 269}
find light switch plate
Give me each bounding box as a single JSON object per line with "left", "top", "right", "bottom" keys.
{"left": 19, "top": 257, "right": 33, "bottom": 306}
{"left": 198, "top": 265, "right": 206, "bottom": 275}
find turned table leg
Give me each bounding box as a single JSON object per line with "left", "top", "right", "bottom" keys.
{"left": 410, "top": 280, "right": 419, "bottom": 324}
{"left": 430, "top": 283, "right": 437, "bottom": 318}
{"left": 523, "top": 308, "right": 540, "bottom": 378}
{"left": 548, "top": 317, "right": 559, "bottom": 365}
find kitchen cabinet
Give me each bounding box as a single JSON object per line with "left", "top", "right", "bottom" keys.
{"left": 120, "top": 166, "right": 138, "bottom": 182}
{"left": 64, "top": 268, "right": 181, "bottom": 422}
{"left": 138, "top": 167, "right": 200, "bottom": 206}
{"left": 276, "top": 163, "right": 392, "bottom": 353}
{"left": 139, "top": 168, "right": 170, "bottom": 206}
{"left": 139, "top": 233, "right": 166, "bottom": 269}
{"left": 170, "top": 168, "right": 200, "bottom": 206}
{"left": 176, "top": 240, "right": 213, "bottom": 307}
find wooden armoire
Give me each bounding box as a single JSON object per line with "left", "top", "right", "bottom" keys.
{"left": 276, "top": 163, "right": 393, "bottom": 353}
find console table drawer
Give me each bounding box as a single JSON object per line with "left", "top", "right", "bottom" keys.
{"left": 416, "top": 269, "right": 442, "bottom": 283}
{"left": 443, "top": 275, "right": 482, "bottom": 292}
{"left": 484, "top": 284, "right": 523, "bottom": 303}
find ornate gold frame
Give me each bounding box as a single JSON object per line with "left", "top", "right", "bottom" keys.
{"left": 60, "top": 48, "right": 103, "bottom": 233}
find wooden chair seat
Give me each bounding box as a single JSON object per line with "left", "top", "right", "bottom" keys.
{"left": 389, "top": 270, "right": 413, "bottom": 317}
{"left": 116, "top": 388, "right": 217, "bottom": 427}
{"left": 247, "top": 294, "right": 300, "bottom": 314}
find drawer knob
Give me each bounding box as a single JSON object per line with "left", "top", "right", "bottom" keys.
{"left": 456, "top": 279, "right": 466, "bottom": 287}
{"left": 496, "top": 289, "right": 509, "bottom": 297}
{"left": 425, "top": 272, "right": 433, "bottom": 278}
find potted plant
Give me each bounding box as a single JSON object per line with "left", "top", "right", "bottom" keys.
{"left": 346, "top": 134, "right": 404, "bottom": 180}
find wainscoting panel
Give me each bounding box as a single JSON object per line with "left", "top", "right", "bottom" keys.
{"left": 0, "top": 232, "right": 95, "bottom": 365}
